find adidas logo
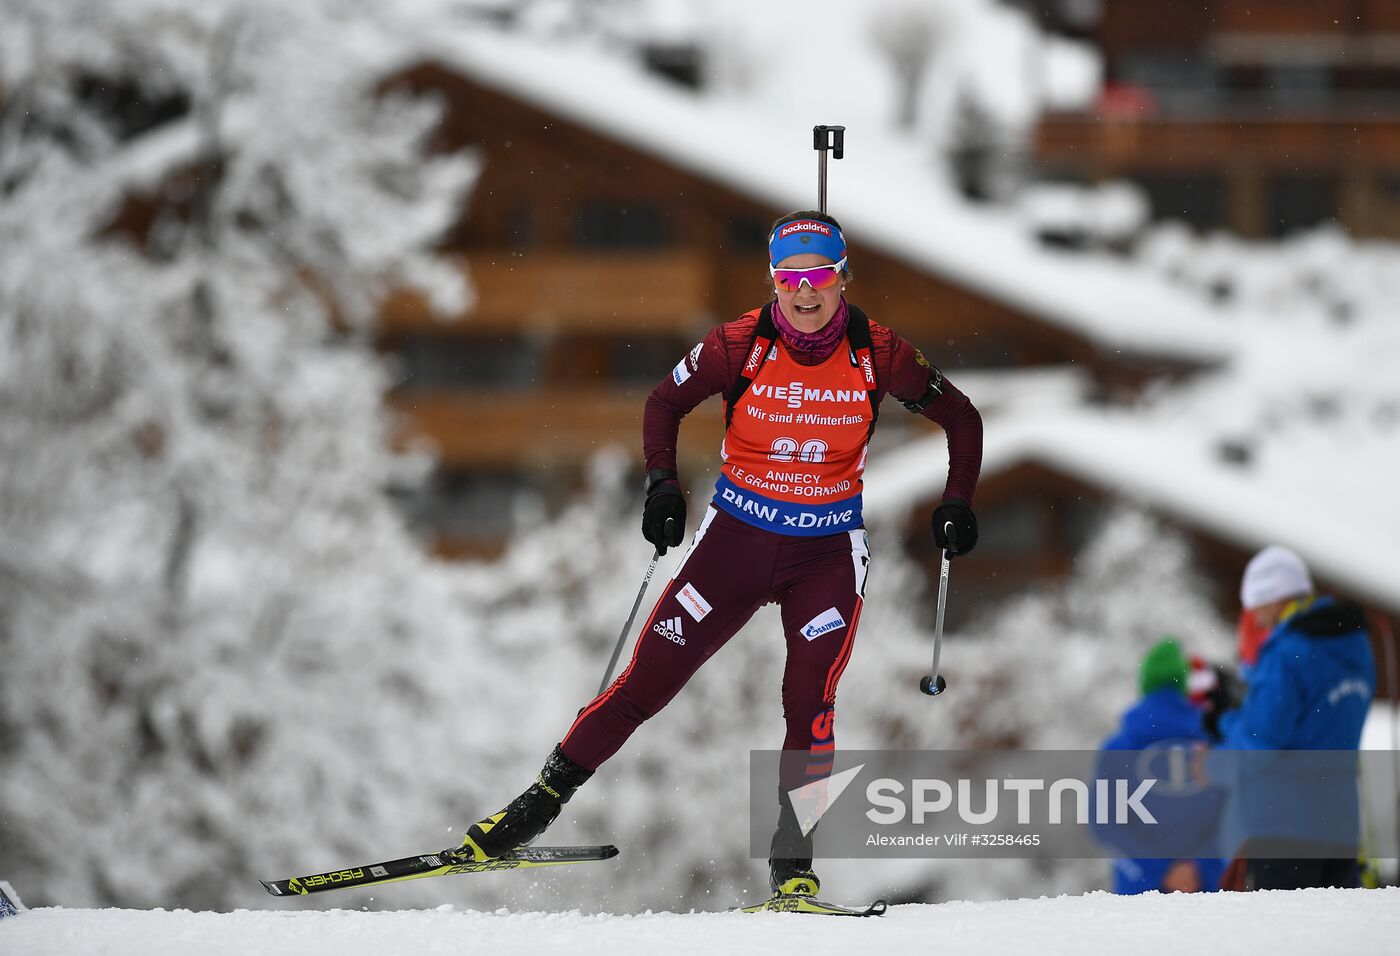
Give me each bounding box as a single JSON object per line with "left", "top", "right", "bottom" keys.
{"left": 653, "top": 616, "right": 686, "bottom": 646}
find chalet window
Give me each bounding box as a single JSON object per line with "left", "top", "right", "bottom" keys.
{"left": 392, "top": 335, "right": 539, "bottom": 390}
{"left": 1376, "top": 172, "right": 1400, "bottom": 203}
{"left": 973, "top": 496, "right": 1100, "bottom": 557}
{"left": 1267, "top": 174, "right": 1337, "bottom": 236}
{"left": 1264, "top": 63, "right": 1331, "bottom": 111}
{"left": 400, "top": 468, "right": 533, "bottom": 540}
{"left": 974, "top": 498, "right": 1046, "bottom": 556}
{"left": 1222, "top": 64, "right": 1266, "bottom": 98}
{"left": 725, "top": 215, "right": 771, "bottom": 252}
{"left": 1138, "top": 174, "right": 1225, "bottom": 232}
{"left": 1334, "top": 65, "right": 1400, "bottom": 96}
{"left": 571, "top": 200, "right": 672, "bottom": 249}
{"left": 611, "top": 335, "right": 695, "bottom": 384}
{"left": 504, "top": 202, "right": 538, "bottom": 252}
{"left": 943, "top": 337, "right": 1018, "bottom": 369}
{"left": 1115, "top": 53, "right": 1222, "bottom": 114}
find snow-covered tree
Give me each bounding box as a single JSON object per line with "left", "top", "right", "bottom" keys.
{"left": 0, "top": 0, "right": 478, "bottom": 908}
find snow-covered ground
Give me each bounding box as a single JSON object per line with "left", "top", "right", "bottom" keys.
{"left": 3, "top": 887, "right": 1397, "bottom": 956}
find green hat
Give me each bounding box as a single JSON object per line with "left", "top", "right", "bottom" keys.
{"left": 1140, "top": 638, "right": 1188, "bottom": 696}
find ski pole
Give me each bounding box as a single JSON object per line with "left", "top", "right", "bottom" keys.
{"left": 813, "top": 125, "right": 845, "bottom": 213}
{"left": 597, "top": 518, "right": 674, "bottom": 696}
{"left": 919, "top": 521, "right": 954, "bottom": 697}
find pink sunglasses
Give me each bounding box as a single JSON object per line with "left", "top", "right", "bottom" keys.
{"left": 769, "top": 258, "right": 847, "bottom": 292}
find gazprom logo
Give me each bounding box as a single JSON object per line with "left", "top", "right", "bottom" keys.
{"left": 801, "top": 607, "right": 847, "bottom": 641}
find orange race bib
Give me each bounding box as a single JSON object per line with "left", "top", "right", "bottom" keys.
{"left": 713, "top": 339, "right": 871, "bottom": 535}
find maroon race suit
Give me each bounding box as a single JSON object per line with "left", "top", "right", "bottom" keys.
{"left": 560, "top": 306, "right": 983, "bottom": 784}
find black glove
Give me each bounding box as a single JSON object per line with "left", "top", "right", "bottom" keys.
{"left": 931, "top": 499, "right": 977, "bottom": 558}
{"left": 642, "top": 470, "right": 686, "bottom": 556}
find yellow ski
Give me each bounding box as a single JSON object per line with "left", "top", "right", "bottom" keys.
{"left": 738, "top": 894, "right": 887, "bottom": 917}
{"left": 262, "top": 844, "right": 618, "bottom": 896}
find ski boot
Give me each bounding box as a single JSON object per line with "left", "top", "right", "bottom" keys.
{"left": 770, "top": 857, "right": 821, "bottom": 898}
{"left": 449, "top": 745, "right": 593, "bottom": 863}
{"left": 769, "top": 786, "right": 819, "bottom": 896}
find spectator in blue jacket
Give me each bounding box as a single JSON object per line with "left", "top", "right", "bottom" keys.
{"left": 1217, "top": 545, "right": 1376, "bottom": 890}
{"left": 1099, "top": 638, "right": 1225, "bottom": 895}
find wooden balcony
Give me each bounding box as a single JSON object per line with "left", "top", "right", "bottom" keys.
{"left": 1217, "top": 0, "right": 1400, "bottom": 34}
{"left": 1035, "top": 113, "right": 1400, "bottom": 171}
{"left": 389, "top": 387, "right": 725, "bottom": 468}
{"left": 1097, "top": 0, "right": 1400, "bottom": 51}
{"left": 381, "top": 250, "right": 714, "bottom": 335}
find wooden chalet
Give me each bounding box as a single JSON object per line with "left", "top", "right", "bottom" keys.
{"left": 1034, "top": 0, "right": 1400, "bottom": 238}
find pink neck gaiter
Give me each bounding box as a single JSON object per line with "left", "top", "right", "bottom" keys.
{"left": 772, "top": 298, "right": 850, "bottom": 362}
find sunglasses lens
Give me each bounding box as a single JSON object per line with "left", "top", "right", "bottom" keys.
{"left": 773, "top": 266, "right": 841, "bottom": 292}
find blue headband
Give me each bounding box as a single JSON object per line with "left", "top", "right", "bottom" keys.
{"left": 768, "top": 219, "right": 847, "bottom": 267}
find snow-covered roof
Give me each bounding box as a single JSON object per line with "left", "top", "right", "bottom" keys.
{"left": 396, "top": 27, "right": 1235, "bottom": 365}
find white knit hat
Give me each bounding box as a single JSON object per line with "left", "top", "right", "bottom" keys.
{"left": 1240, "top": 545, "right": 1314, "bottom": 609}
